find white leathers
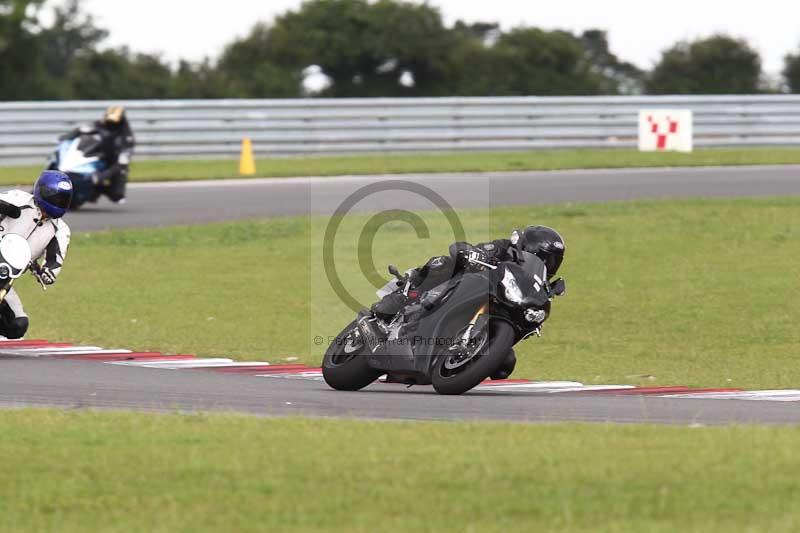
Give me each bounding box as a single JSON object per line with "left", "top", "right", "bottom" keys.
{"left": 0, "top": 189, "right": 70, "bottom": 318}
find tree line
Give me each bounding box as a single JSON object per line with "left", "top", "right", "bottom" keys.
{"left": 2, "top": 0, "right": 800, "bottom": 100}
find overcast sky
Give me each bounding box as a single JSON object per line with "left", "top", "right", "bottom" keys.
{"left": 78, "top": 0, "right": 800, "bottom": 76}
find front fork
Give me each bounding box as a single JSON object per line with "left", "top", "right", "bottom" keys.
{"left": 461, "top": 301, "right": 489, "bottom": 344}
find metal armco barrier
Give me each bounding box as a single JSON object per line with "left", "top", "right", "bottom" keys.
{"left": 1, "top": 95, "right": 799, "bottom": 164}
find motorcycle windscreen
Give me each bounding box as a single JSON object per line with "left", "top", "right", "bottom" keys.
{"left": 76, "top": 133, "right": 104, "bottom": 156}
{"left": 517, "top": 250, "right": 548, "bottom": 278}
{"left": 507, "top": 251, "right": 549, "bottom": 307}
{"left": 58, "top": 138, "right": 105, "bottom": 174}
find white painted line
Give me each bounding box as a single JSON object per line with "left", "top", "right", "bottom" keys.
{"left": 477, "top": 384, "right": 634, "bottom": 393}
{"left": 477, "top": 381, "right": 585, "bottom": 390}
{"left": 110, "top": 358, "right": 235, "bottom": 369}
{"left": 0, "top": 349, "right": 133, "bottom": 357}
{"left": 0, "top": 339, "right": 58, "bottom": 343}
{"left": 546, "top": 385, "right": 636, "bottom": 393}
{"left": 255, "top": 372, "right": 324, "bottom": 379}
{"left": 108, "top": 359, "right": 274, "bottom": 369}
{"left": 5, "top": 346, "right": 106, "bottom": 353}
{"left": 43, "top": 349, "right": 133, "bottom": 355}
{"left": 665, "top": 390, "right": 800, "bottom": 401}
{"left": 188, "top": 361, "right": 273, "bottom": 368}
{"left": 111, "top": 361, "right": 273, "bottom": 368}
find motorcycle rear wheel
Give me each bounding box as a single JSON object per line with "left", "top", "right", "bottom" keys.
{"left": 431, "top": 320, "right": 515, "bottom": 395}
{"left": 322, "top": 320, "right": 381, "bottom": 391}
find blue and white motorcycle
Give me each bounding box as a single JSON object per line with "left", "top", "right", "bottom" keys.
{"left": 46, "top": 131, "right": 108, "bottom": 210}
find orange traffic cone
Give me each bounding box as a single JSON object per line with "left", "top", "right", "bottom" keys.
{"left": 239, "top": 137, "right": 256, "bottom": 176}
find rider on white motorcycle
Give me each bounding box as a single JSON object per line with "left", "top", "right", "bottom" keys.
{"left": 0, "top": 171, "right": 72, "bottom": 339}
{"left": 58, "top": 106, "right": 134, "bottom": 204}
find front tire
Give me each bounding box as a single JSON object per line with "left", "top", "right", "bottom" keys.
{"left": 431, "top": 320, "right": 515, "bottom": 395}
{"left": 322, "top": 320, "right": 381, "bottom": 391}
{"left": 491, "top": 348, "right": 516, "bottom": 380}
{"left": 67, "top": 175, "right": 92, "bottom": 211}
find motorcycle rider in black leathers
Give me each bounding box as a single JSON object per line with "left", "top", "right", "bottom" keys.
{"left": 370, "top": 225, "right": 566, "bottom": 379}
{"left": 58, "top": 106, "right": 134, "bottom": 204}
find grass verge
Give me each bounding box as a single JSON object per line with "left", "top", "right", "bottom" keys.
{"left": 2, "top": 147, "right": 800, "bottom": 184}
{"left": 16, "top": 196, "right": 800, "bottom": 389}
{"left": 1, "top": 409, "right": 799, "bottom": 532}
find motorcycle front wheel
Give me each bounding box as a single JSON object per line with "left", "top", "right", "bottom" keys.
{"left": 431, "top": 320, "right": 515, "bottom": 395}
{"left": 67, "top": 174, "right": 93, "bottom": 210}
{"left": 322, "top": 320, "right": 381, "bottom": 391}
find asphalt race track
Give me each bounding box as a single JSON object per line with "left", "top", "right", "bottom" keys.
{"left": 64, "top": 165, "right": 800, "bottom": 232}
{"left": 3, "top": 164, "right": 800, "bottom": 424}
{"left": 3, "top": 357, "right": 800, "bottom": 425}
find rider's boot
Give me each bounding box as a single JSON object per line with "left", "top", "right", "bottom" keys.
{"left": 490, "top": 349, "right": 517, "bottom": 380}
{"left": 371, "top": 292, "right": 411, "bottom": 324}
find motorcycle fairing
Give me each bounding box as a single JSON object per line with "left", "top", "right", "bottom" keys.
{"left": 56, "top": 139, "right": 105, "bottom": 175}
{"left": 498, "top": 252, "right": 550, "bottom": 308}
{"left": 366, "top": 273, "right": 493, "bottom": 379}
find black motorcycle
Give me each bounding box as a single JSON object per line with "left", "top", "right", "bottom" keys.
{"left": 322, "top": 251, "right": 566, "bottom": 395}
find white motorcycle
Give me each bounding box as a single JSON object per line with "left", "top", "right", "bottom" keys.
{"left": 47, "top": 131, "right": 108, "bottom": 210}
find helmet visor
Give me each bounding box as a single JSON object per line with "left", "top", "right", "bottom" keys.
{"left": 544, "top": 252, "right": 563, "bottom": 277}
{"left": 39, "top": 181, "right": 72, "bottom": 209}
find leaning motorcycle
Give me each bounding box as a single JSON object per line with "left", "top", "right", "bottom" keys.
{"left": 46, "top": 132, "right": 108, "bottom": 210}
{"left": 322, "top": 251, "right": 566, "bottom": 395}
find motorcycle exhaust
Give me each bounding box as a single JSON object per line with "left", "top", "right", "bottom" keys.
{"left": 357, "top": 315, "right": 383, "bottom": 353}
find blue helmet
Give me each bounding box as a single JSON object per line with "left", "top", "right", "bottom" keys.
{"left": 34, "top": 171, "right": 73, "bottom": 218}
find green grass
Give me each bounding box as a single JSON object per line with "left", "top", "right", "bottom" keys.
{"left": 2, "top": 147, "right": 800, "bottom": 185}
{"left": 1, "top": 409, "right": 799, "bottom": 532}
{"left": 17, "top": 195, "right": 800, "bottom": 389}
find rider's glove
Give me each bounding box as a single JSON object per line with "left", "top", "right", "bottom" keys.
{"left": 39, "top": 267, "right": 56, "bottom": 286}
{"left": 407, "top": 268, "right": 425, "bottom": 287}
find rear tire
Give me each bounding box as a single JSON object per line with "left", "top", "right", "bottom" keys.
{"left": 322, "top": 320, "right": 381, "bottom": 391}
{"left": 431, "top": 320, "right": 515, "bottom": 395}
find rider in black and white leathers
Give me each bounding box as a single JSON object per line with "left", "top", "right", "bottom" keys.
{"left": 0, "top": 189, "right": 70, "bottom": 338}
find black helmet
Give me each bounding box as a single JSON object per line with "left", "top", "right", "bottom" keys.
{"left": 510, "top": 225, "right": 565, "bottom": 277}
